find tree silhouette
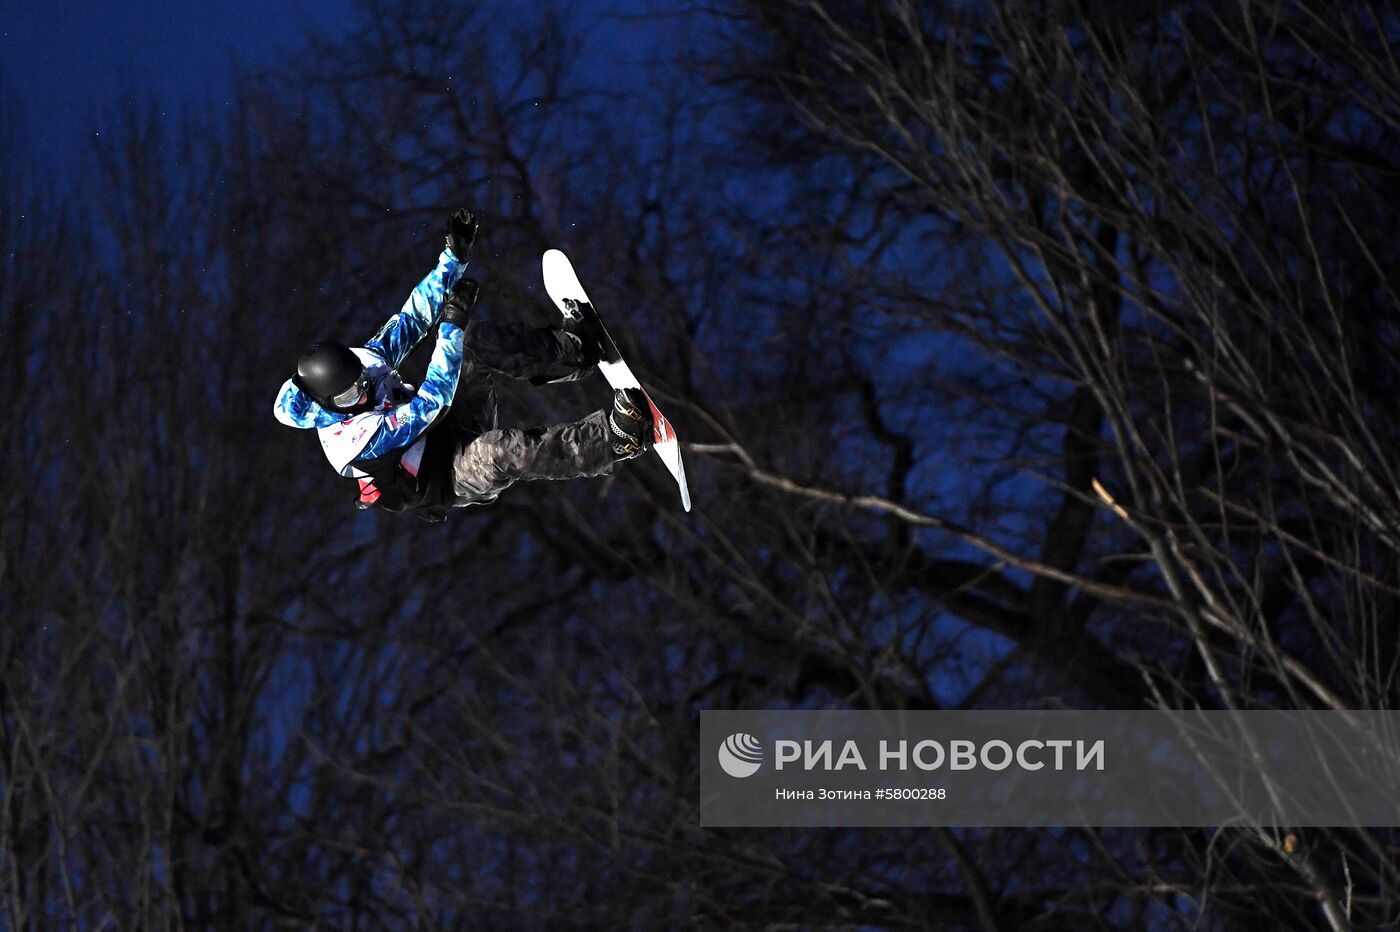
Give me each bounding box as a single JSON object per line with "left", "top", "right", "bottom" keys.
{"left": 4, "top": 0, "right": 1399, "bottom": 927}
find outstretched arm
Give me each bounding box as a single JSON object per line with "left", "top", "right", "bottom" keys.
{"left": 365, "top": 208, "right": 479, "bottom": 368}
{"left": 353, "top": 322, "right": 467, "bottom": 461}
{"left": 364, "top": 248, "right": 467, "bottom": 369}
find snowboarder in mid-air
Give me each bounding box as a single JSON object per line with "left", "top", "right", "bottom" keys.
{"left": 273, "top": 207, "right": 653, "bottom": 522}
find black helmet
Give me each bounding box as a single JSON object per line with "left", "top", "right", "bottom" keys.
{"left": 294, "top": 342, "right": 369, "bottom": 411}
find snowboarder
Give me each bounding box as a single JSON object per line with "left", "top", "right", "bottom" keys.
{"left": 273, "top": 207, "right": 653, "bottom": 522}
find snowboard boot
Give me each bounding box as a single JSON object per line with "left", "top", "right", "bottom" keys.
{"left": 608, "top": 388, "right": 653, "bottom": 459}
{"left": 560, "top": 298, "right": 608, "bottom": 368}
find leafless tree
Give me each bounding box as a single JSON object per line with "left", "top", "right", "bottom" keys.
{"left": 694, "top": 0, "right": 1400, "bottom": 926}
{"left": 7, "top": 0, "right": 1400, "bottom": 928}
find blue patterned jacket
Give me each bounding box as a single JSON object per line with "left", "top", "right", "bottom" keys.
{"left": 273, "top": 248, "right": 468, "bottom": 480}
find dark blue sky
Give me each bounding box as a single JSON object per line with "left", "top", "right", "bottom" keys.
{"left": 2, "top": 0, "right": 359, "bottom": 169}
{"left": 2, "top": 0, "right": 676, "bottom": 176}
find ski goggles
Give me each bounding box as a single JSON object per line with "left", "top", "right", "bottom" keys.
{"left": 329, "top": 370, "right": 371, "bottom": 408}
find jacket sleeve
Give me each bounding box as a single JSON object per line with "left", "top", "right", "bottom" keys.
{"left": 353, "top": 322, "right": 467, "bottom": 462}
{"left": 364, "top": 248, "right": 467, "bottom": 369}
{"left": 273, "top": 378, "right": 342, "bottom": 430}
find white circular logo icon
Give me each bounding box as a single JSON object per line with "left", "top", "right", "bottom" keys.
{"left": 718, "top": 733, "right": 763, "bottom": 778}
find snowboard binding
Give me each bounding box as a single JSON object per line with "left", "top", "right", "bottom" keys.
{"left": 608, "top": 388, "right": 653, "bottom": 459}
{"left": 560, "top": 297, "right": 609, "bottom": 368}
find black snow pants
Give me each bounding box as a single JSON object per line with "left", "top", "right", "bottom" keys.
{"left": 443, "top": 320, "right": 616, "bottom": 507}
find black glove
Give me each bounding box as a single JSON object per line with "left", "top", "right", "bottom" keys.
{"left": 441, "top": 277, "right": 479, "bottom": 327}
{"left": 446, "top": 207, "right": 479, "bottom": 262}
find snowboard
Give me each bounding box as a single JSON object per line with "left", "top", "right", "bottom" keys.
{"left": 542, "top": 249, "right": 692, "bottom": 512}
